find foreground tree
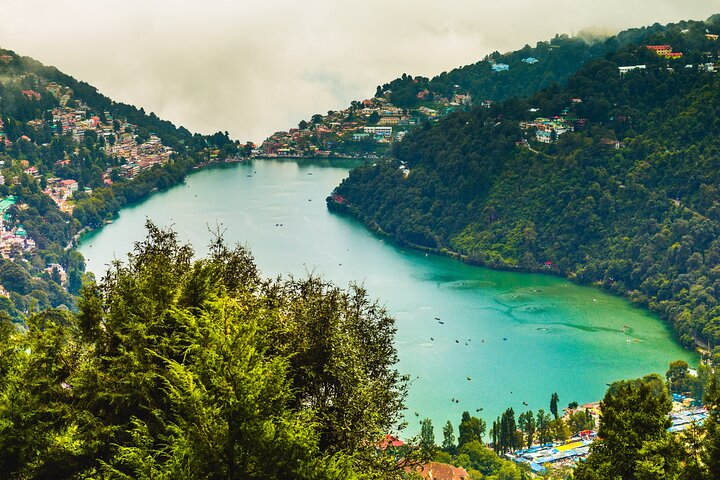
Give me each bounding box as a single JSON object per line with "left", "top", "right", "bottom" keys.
{"left": 442, "top": 421, "right": 456, "bottom": 454}
{"left": 574, "top": 374, "right": 675, "bottom": 480}
{"left": 704, "top": 376, "right": 720, "bottom": 479}
{"left": 458, "top": 411, "right": 486, "bottom": 447}
{"left": 419, "top": 418, "right": 435, "bottom": 457}
{"left": 0, "top": 222, "right": 410, "bottom": 479}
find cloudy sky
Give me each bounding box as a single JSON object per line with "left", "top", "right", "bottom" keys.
{"left": 1, "top": 1, "right": 718, "bottom": 142}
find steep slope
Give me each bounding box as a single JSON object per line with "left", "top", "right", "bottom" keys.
{"left": 0, "top": 48, "right": 244, "bottom": 318}
{"left": 330, "top": 15, "right": 720, "bottom": 349}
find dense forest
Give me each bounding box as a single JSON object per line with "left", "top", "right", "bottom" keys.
{"left": 374, "top": 17, "right": 690, "bottom": 108}
{"left": 331, "top": 15, "right": 720, "bottom": 351}
{"left": 0, "top": 223, "right": 415, "bottom": 479}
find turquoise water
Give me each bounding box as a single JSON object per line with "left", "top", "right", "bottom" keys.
{"left": 78, "top": 159, "right": 696, "bottom": 436}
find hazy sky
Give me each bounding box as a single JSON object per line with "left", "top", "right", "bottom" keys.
{"left": 1, "top": 1, "right": 719, "bottom": 142}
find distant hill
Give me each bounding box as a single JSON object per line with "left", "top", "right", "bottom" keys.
{"left": 330, "top": 15, "right": 720, "bottom": 350}
{"left": 0, "top": 48, "right": 244, "bottom": 318}
{"left": 259, "top": 20, "right": 683, "bottom": 160}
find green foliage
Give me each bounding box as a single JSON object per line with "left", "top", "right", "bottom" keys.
{"left": 566, "top": 409, "right": 595, "bottom": 435}
{"left": 491, "top": 408, "right": 521, "bottom": 454}
{"left": 571, "top": 364, "right": 720, "bottom": 479}
{"left": 420, "top": 418, "right": 435, "bottom": 456}
{"left": 704, "top": 376, "right": 720, "bottom": 479}
{"left": 517, "top": 410, "right": 536, "bottom": 448}
{"left": 331, "top": 16, "right": 720, "bottom": 349}
{"left": 458, "top": 411, "right": 486, "bottom": 447}
{"left": 0, "top": 223, "right": 411, "bottom": 479}
{"left": 574, "top": 374, "right": 672, "bottom": 480}
{"left": 665, "top": 360, "right": 691, "bottom": 393}
{"left": 550, "top": 392, "right": 560, "bottom": 418}
{"left": 535, "top": 409, "right": 553, "bottom": 445}
{"left": 455, "top": 440, "right": 529, "bottom": 479}
{"left": 441, "top": 420, "right": 456, "bottom": 453}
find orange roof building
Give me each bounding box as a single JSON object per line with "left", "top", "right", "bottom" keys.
{"left": 406, "top": 462, "right": 470, "bottom": 480}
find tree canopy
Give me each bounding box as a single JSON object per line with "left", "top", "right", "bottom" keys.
{"left": 0, "top": 222, "right": 411, "bottom": 479}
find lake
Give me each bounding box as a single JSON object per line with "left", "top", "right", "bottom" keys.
{"left": 78, "top": 158, "right": 696, "bottom": 436}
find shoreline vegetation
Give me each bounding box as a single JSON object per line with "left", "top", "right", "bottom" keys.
{"left": 326, "top": 195, "right": 704, "bottom": 355}
{"left": 329, "top": 17, "right": 720, "bottom": 355}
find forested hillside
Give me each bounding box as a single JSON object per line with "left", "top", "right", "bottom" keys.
{"left": 0, "top": 223, "right": 411, "bottom": 478}
{"left": 330, "top": 15, "right": 720, "bottom": 350}
{"left": 0, "top": 48, "right": 244, "bottom": 318}
{"left": 374, "top": 17, "right": 692, "bottom": 107}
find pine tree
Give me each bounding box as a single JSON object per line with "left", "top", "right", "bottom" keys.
{"left": 442, "top": 421, "right": 456, "bottom": 453}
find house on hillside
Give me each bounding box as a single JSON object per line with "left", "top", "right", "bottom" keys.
{"left": 21, "top": 90, "right": 41, "bottom": 101}
{"left": 618, "top": 65, "right": 646, "bottom": 74}
{"left": 492, "top": 63, "right": 510, "bottom": 72}
{"left": 646, "top": 45, "right": 672, "bottom": 56}
{"left": 378, "top": 117, "right": 399, "bottom": 126}
{"left": 646, "top": 45, "right": 683, "bottom": 59}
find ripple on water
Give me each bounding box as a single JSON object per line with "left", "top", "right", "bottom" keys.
{"left": 445, "top": 279, "right": 497, "bottom": 290}
{"left": 515, "top": 304, "right": 548, "bottom": 314}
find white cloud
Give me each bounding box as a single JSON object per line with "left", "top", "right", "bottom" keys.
{"left": 1, "top": 0, "right": 718, "bottom": 141}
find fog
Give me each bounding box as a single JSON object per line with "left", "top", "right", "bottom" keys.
{"left": 1, "top": 0, "right": 718, "bottom": 141}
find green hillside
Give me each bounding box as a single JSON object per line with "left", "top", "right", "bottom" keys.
{"left": 330, "top": 15, "right": 720, "bottom": 350}
{"left": 0, "top": 48, "right": 244, "bottom": 318}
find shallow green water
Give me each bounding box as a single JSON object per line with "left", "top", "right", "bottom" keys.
{"left": 78, "top": 159, "right": 696, "bottom": 436}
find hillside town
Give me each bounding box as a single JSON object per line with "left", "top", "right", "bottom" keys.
{"left": 259, "top": 88, "right": 472, "bottom": 158}
{"left": 0, "top": 59, "right": 181, "bottom": 293}
{"left": 263, "top": 42, "right": 720, "bottom": 161}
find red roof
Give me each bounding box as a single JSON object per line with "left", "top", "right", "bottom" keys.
{"left": 378, "top": 434, "right": 404, "bottom": 450}
{"left": 21, "top": 90, "right": 41, "bottom": 100}
{"left": 646, "top": 45, "right": 671, "bottom": 50}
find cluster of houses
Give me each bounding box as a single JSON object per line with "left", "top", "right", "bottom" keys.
{"left": 3, "top": 78, "right": 177, "bottom": 184}
{"left": 9, "top": 76, "right": 178, "bottom": 193}
{"left": 260, "top": 53, "right": 544, "bottom": 157}
{"left": 520, "top": 116, "right": 576, "bottom": 144}
{"left": 0, "top": 71, "right": 182, "bottom": 286}
{"left": 45, "top": 88, "right": 175, "bottom": 180}
{"left": 0, "top": 196, "right": 36, "bottom": 259}
{"left": 108, "top": 134, "right": 174, "bottom": 179}
{"left": 646, "top": 44, "right": 684, "bottom": 59}
{"left": 43, "top": 178, "right": 79, "bottom": 214}
{"left": 260, "top": 90, "right": 472, "bottom": 157}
